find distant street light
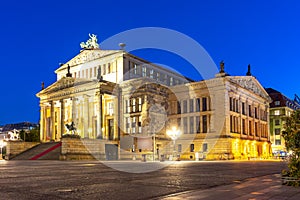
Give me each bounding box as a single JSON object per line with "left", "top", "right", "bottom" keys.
{"left": 166, "top": 127, "right": 181, "bottom": 160}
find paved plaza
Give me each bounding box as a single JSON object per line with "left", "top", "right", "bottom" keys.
{"left": 0, "top": 160, "right": 298, "bottom": 199}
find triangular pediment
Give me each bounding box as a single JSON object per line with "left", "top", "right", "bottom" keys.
{"left": 36, "top": 77, "right": 95, "bottom": 97}
{"left": 228, "top": 76, "right": 271, "bottom": 101}
{"left": 55, "top": 49, "right": 122, "bottom": 73}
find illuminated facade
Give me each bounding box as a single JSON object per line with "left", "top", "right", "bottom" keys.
{"left": 266, "top": 88, "right": 300, "bottom": 154}
{"left": 37, "top": 36, "right": 272, "bottom": 160}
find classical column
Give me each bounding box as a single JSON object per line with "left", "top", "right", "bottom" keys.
{"left": 39, "top": 104, "right": 45, "bottom": 142}
{"left": 84, "top": 95, "right": 89, "bottom": 138}
{"left": 50, "top": 101, "right": 55, "bottom": 141}
{"left": 97, "top": 93, "right": 103, "bottom": 139}
{"left": 72, "top": 97, "right": 77, "bottom": 126}
{"left": 60, "top": 99, "right": 65, "bottom": 137}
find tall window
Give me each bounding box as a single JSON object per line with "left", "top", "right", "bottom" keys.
{"left": 190, "top": 117, "right": 194, "bottom": 134}
{"left": 275, "top": 119, "right": 280, "bottom": 126}
{"left": 107, "top": 63, "right": 111, "bottom": 74}
{"left": 125, "top": 117, "right": 130, "bottom": 133}
{"left": 203, "top": 143, "right": 208, "bottom": 152}
{"left": 242, "top": 119, "right": 246, "bottom": 134}
{"left": 229, "top": 97, "right": 233, "bottom": 111}
{"left": 190, "top": 144, "right": 194, "bottom": 152}
{"left": 196, "top": 98, "right": 200, "bottom": 112}
{"left": 255, "top": 122, "right": 258, "bottom": 137}
{"left": 178, "top": 144, "right": 182, "bottom": 153}
{"left": 242, "top": 102, "right": 245, "bottom": 115}
{"left": 142, "top": 66, "right": 146, "bottom": 77}
{"left": 183, "top": 117, "right": 188, "bottom": 134}
{"left": 132, "top": 117, "right": 136, "bottom": 133}
{"left": 275, "top": 128, "right": 281, "bottom": 135}
{"left": 202, "top": 97, "right": 207, "bottom": 111}
{"left": 255, "top": 107, "right": 258, "bottom": 119}
{"left": 249, "top": 121, "right": 252, "bottom": 135}
{"left": 196, "top": 116, "right": 200, "bottom": 133}
{"left": 138, "top": 97, "right": 143, "bottom": 112}
{"left": 202, "top": 115, "right": 207, "bottom": 133}
{"left": 177, "top": 101, "right": 181, "bottom": 114}
{"left": 183, "top": 100, "right": 187, "bottom": 113}
{"left": 132, "top": 99, "right": 136, "bottom": 113}
{"left": 248, "top": 105, "right": 252, "bottom": 117}
{"left": 125, "top": 100, "right": 130, "bottom": 113}
{"left": 189, "top": 99, "right": 194, "bottom": 112}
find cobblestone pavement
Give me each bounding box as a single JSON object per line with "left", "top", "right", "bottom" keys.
{"left": 0, "top": 160, "right": 290, "bottom": 199}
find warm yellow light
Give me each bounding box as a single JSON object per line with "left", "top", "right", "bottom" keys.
{"left": 166, "top": 126, "right": 181, "bottom": 140}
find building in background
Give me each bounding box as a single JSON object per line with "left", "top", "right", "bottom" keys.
{"left": 36, "top": 34, "right": 272, "bottom": 160}
{"left": 266, "top": 88, "right": 300, "bottom": 156}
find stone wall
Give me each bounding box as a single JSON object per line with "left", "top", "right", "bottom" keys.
{"left": 5, "top": 141, "right": 40, "bottom": 159}
{"left": 60, "top": 138, "right": 118, "bottom": 160}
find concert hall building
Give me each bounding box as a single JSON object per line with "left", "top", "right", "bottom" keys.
{"left": 36, "top": 35, "right": 272, "bottom": 160}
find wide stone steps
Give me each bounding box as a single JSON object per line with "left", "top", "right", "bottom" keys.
{"left": 12, "top": 142, "right": 61, "bottom": 160}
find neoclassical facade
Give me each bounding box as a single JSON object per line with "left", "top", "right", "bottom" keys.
{"left": 37, "top": 35, "right": 272, "bottom": 160}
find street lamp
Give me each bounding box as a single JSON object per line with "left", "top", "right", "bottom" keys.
{"left": 166, "top": 126, "right": 181, "bottom": 160}
{"left": 0, "top": 140, "right": 6, "bottom": 160}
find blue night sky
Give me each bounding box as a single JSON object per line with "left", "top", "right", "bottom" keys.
{"left": 0, "top": 0, "right": 299, "bottom": 125}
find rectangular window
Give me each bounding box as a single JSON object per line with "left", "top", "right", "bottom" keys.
{"left": 275, "top": 119, "right": 280, "bottom": 126}
{"left": 132, "top": 98, "right": 136, "bottom": 113}
{"left": 196, "top": 116, "right": 200, "bottom": 133}
{"left": 103, "top": 64, "right": 106, "bottom": 75}
{"left": 138, "top": 97, "right": 142, "bottom": 112}
{"left": 233, "top": 99, "right": 236, "bottom": 112}
{"left": 275, "top": 128, "right": 281, "bottom": 135}
{"left": 242, "top": 119, "right": 246, "bottom": 134}
{"left": 190, "top": 144, "right": 194, "bottom": 152}
{"left": 242, "top": 102, "right": 245, "bottom": 115}
{"left": 196, "top": 98, "right": 200, "bottom": 112}
{"left": 183, "top": 100, "right": 187, "bottom": 113}
{"left": 138, "top": 116, "right": 142, "bottom": 133}
{"left": 156, "top": 72, "right": 160, "bottom": 81}
{"left": 249, "top": 121, "right": 252, "bottom": 135}
{"left": 190, "top": 117, "right": 194, "bottom": 134}
{"left": 177, "top": 101, "right": 181, "bottom": 114}
{"left": 178, "top": 144, "right": 182, "bottom": 153}
{"left": 255, "top": 122, "right": 258, "bottom": 137}
{"left": 203, "top": 143, "right": 208, "bottom": 152}
{"left": 170, "top": 77, "right": 173, "bottom": 86}
{"left": 189, "top": 99, "right": 194, "bottom": 112}
{"left": 132, "top": 117, "right": 136, "bottom": 133}
{"left": 149, "top": 69, "right": 154, "bottom": 78}
{"left": 94, "top": 67, "right": 97, "bottom": 77}
{"left": 90, "top": 68, "right": 92, "bottom": 78}
{"left": 107, "top": 102, "right": 114, "bottom": 115}
{"left": 274, "top": 110, "right": 280, "bottom": 115}
{"left": 275, "top": 101, "right": 280, "bottom": 106}
{"left": 202, "top": 97, "right": 207, "bottom": 111}
{"left": 125, "top": 100, "right": 131, "bottom": 113}
{"left": 255, "top": 107, "right": 258, "bottom": 119}
{"left": 229, "top": 97, "right": 233, "bottom": 111}
{"left": 248, "top": 105, "right": 252, "bottom": 117}
{"left": 108, "top": 63, "right": 111, "bottom": 74}
{"left": 126, "top": 117, "right": 130, "bottom": 133}
{"left": 275, "top": 139, "right": 281, "bottom": 145}
{"left": 202, "top": 115, "right": 207, "bottom": 133}
{"left": 142, "top": 66, "right": 146, "bottom": 77}
{"left": 236, "top": 99, "right": 239, "bottom": 113}
{"left": 183, "top": 117, "right": 188, "bottom": 134}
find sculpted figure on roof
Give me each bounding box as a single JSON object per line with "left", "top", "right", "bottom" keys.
{"left": 80, "top": 33, "right": 100, "bottom": 49}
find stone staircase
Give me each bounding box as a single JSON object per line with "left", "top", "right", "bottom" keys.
{"left": 12, "top": 142, "right": 61, "bottom": 160}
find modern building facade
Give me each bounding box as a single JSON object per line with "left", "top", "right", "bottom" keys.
{"left": 36, "top": 34, "right": 272, "bottom": 160}
{"left": 266, "top": 88, "right": 300, "bottom": 155}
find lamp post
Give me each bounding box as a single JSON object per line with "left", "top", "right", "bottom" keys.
{"left": 166, "top": 126, "right": 181, "bottom": 160}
